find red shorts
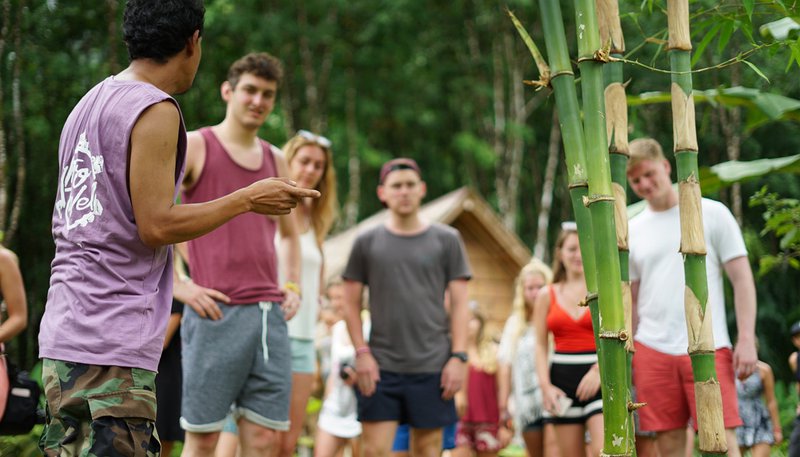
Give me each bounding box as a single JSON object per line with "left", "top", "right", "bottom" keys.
{"left": 632, "top": 341, "right": 742, "bottom": 432}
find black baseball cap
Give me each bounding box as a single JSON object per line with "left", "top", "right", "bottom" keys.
{"left": 791, "top": 321, "right": 800, "bottom": 336}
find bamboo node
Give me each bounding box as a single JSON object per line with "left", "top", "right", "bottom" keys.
{"left": 523, "top": 77, "right": 550, "bottom": 91}
{"left": 599, "top": 330, "right": 627, "bottom": 341}
{"left": 585, "top": 194, "right": 616, "bottom": 205}
{"left": 550, "top": 70, "right": 575, "bottom": 79}
{"left": 628, "top": 401, "right": 646, "bottom": 411}
{"left": 579, "top": 292, "right": 598, "bottom": 307}
{"left": 568, "top": 180, "right": 588, "bottom": 190}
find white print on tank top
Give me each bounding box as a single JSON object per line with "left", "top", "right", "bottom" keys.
{"left": 55, "top": 132, "right": 105, "bottom": 232}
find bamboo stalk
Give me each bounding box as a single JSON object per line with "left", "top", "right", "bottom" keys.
{"left": 573, "top": 0, "right": 631, "bottom": 453}
{"left": 597, "top": 0, "right": 636, "bottom": 452}
{"left": 667, "top": 0, "right": 727, "bottom": 454}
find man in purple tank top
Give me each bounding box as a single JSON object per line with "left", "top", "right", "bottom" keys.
{"left": 37, "top": 3, "right": 319, "bottom": 456}
{"left": 174, "top": 53, "right": 304, "bottom": 457}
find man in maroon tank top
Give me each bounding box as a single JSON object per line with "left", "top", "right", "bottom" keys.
{"left": 174, "top": 53, "right": 304, "bottom": 457}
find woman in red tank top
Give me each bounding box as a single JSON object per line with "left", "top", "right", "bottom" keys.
{"left": 532, "top": 224, "right": 603, "bottom": 456}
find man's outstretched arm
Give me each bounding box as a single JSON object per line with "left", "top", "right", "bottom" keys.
{"left": 129, "top": 101, "right": 319, "bottom": 248}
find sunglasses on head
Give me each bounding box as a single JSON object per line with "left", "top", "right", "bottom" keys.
{"left": 297, "top": 130, "right": 332, "bottom": 149}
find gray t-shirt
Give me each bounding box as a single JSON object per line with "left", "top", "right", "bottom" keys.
{"left": 343, "top": 223, "right": 472, "bottom": 373}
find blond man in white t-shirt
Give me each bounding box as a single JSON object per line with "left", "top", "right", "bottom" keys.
{"left": 626, "top": 138, "right": 758, "bottom": 457}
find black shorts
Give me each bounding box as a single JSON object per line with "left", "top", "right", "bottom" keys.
{"left": 356, "top": 370, "right": 457, "bottom": 429}
{"left": 543, "top": 352, "right": 602, "bottom": 425}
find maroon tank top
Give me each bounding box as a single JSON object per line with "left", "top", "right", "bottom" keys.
{"left": 182, "top": 127, "right": 284, "bottom": 304}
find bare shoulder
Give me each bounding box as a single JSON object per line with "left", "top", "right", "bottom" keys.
{"left": 0, "top": 248, "right": 18, "bottom": 266}
{"left": 186, "top": 130, "right": 205, "bottom": 151}
{"left": 758, "top": 361, "right": 773, "bottom": 376}
{"left": 138, "top": 100, "right": 180, "bottom": 128}
{"left": 535, "top": 285, "right": 552, "bottom": 308}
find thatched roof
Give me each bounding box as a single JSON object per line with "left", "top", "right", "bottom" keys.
{"left": 323, "top": 187, "right": 531, "bottom": 282}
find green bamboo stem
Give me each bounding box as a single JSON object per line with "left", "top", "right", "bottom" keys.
{"left": 598, "top": 0, "right": 637, "bottom": 452}
{"left": 538, "top": 0, "right": 597, "bottom": 297}
{"left": 667, "top": 0, "right": 727, "bottom": 454}
{"left": 573, "top": 0, "right": 631, "bottom": 454}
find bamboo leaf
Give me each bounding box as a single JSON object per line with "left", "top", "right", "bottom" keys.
{"left": 743, "top": 0, "right": 754, "bottom": 21}
{"left": 742, "top": 59, "right": 770, "bottom": 83}
{"left": 787, "top": 39, "right": 800, "bottom": 72}
{"left": 692, "top": 22, "right": 723, "bottom": 67}
{"left": 717, "top": 20, "right": 735, "bottom": 55}
{"left": 506, "top": 9, "right": 550, "bottom": 81}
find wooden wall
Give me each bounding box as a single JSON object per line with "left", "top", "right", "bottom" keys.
{"left": 453, "top": 213, "right": 524, "bottom": 342}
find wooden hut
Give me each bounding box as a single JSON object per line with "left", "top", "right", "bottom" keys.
{"left": 323, "top": 187, "right": 532, "bottom": 338}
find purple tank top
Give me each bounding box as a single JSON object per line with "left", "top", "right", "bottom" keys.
{"left": 182, "top": 128, "right": 284, "bottom": 304}
{"left": 39, "top": 76, "right": 186, "bottom": 371}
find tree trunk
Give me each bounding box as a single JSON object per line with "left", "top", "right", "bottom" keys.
{"left": 491, "top": 36, "right": 509, "bottom": 222}
{"left": 0, "top": 0, "right": 10, "bottom": 234}
{"left": 533, "top": 110, "right": 561, "bottom": 263}
{"left": 502, "top": 32, "right": 526, "bottom": 231}
{"left": 342, "top": 73, "right": 360, "bottom": 229}
{"left": 719, "top": 65, "right": 743, "bottom": 226}
{"left": 107, "top": 0, "right": 119, "bottom": 73}
{"left": 5, "top": 0, "right": 25, "bottom": 246}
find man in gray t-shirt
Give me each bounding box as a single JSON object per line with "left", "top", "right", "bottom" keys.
{"left": 342, "top": 158, "right": 471, "bottom": 457}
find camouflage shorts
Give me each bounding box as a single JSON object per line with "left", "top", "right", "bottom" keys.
{"left": 38, "top": 358, "right": 161, "bottom": 457}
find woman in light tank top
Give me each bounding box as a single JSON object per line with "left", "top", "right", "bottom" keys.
{"left": 275, "top": 130, "right": 339, "bottom": 457}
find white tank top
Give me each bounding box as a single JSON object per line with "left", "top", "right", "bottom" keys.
{"left": 287, "top": 230, "right": 323, "bottom": 340}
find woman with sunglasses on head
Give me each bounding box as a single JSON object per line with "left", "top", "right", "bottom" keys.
{"left": 533, "top": 223, "right": 603, "bottom": 456}
{"left": 273, "top": 130, "right": 339, "bottom": 457}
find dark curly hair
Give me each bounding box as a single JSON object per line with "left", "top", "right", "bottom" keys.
{"left": 123, "top": 0, "right": 205, "bottom": 63}
{"left": 227, "top": 53, "right": 284, "bottom": 90}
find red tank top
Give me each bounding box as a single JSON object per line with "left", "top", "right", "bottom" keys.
{"left": 545, "top": 285, "right": 595, "bottom": 353}
{"left": 182, "top": 127, "right": 284, "bottom": 304}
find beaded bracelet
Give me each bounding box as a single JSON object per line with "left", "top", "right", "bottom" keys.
{"left": 283, "top": 281, "right": 301, "bottom": 296}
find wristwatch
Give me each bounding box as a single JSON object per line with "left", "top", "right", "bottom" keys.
{"left": 450, "top": 351, "right": 468, "bottom": 363}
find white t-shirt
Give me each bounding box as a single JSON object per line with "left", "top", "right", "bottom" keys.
{"left": 629, "top": 198, "right": 747, "bottom": 355}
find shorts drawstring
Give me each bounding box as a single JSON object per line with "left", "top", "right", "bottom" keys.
{"left": 258, "top": 301, "right": 271, "bottom": 364}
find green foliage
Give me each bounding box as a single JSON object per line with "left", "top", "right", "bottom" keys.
{"left": 750, "top": 186, "right": 800, "bottom": 275}
{"left": 0, "top": 425, "right": 43, "bottom": 457}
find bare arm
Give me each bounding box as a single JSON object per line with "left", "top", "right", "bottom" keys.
{"left": 275, "top": 154, "right": 302, "bottom": 319}
{"left": 129, "top": 102, "right": 319, "bottom": 248}
{"left": 162, "top": 313, "right": 182, "bottom": 350}
{"left": 496, "top": 362, "right": 512, "bottom": 420}
{"left": 534, "top": 287, "right": 564, "bottom": 413}
{"left": 343, "top": 279, "right": 380, "bottom": 396}
{"left": 275, "top": 153, "right": 301, "bottom": 285}
{"left": 447, "top": 279, "right": 470, "bottom": 354}
{"left": 759, "top": 362, "right": 783, "bottom": 443}
{"left": 0, "top": 249, "right": 26, "bottom": 344}
{"left": 723, "top": 256, "right": 757, "bottom": 378}
{"left": 441, "top": 279, "right": 469, "bottom": 399}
